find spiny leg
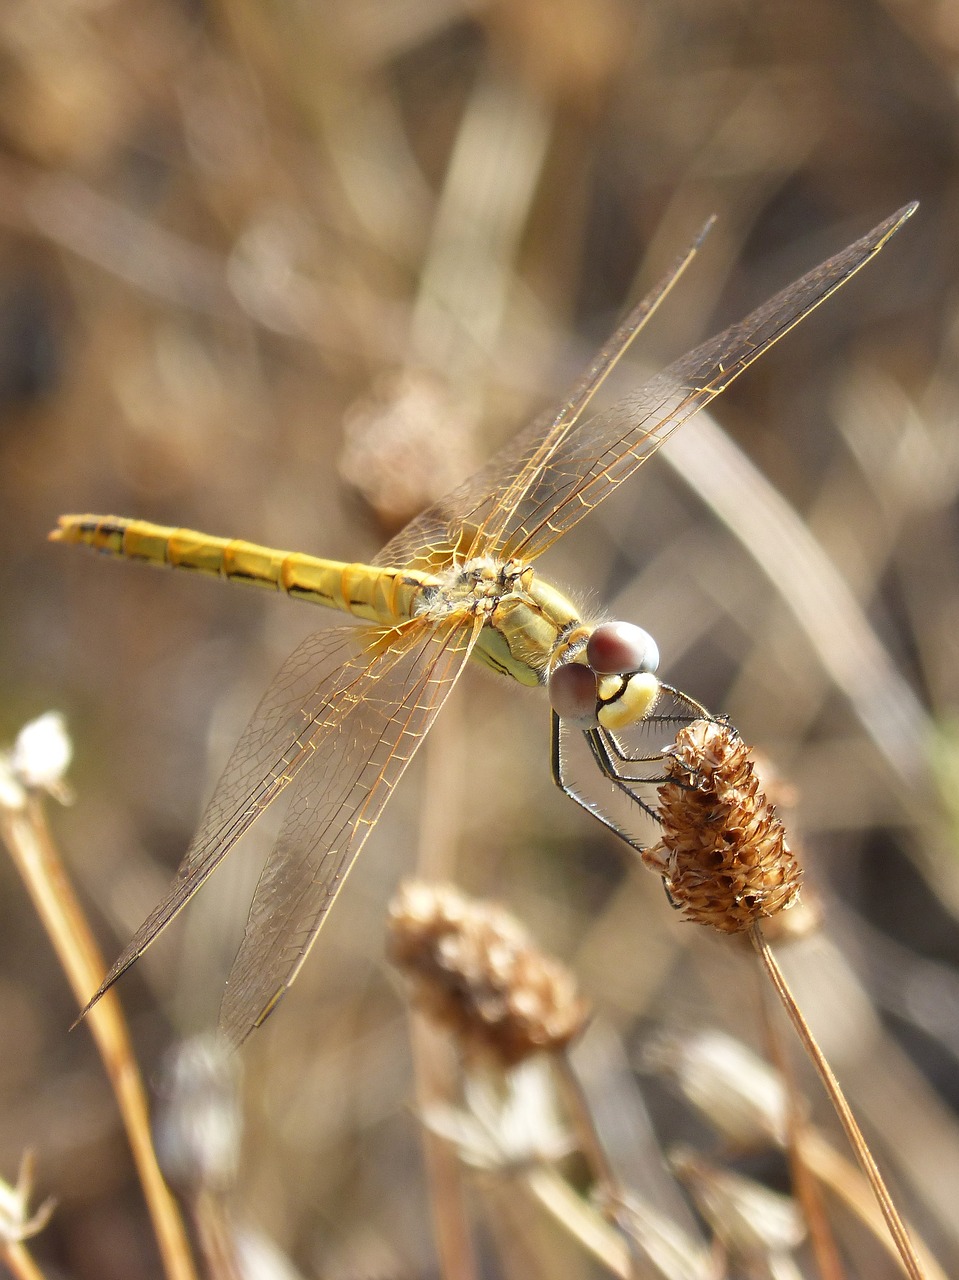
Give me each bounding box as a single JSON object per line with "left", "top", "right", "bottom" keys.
{"left": 581, "top": 727, "right": 688, "bottom": 910}
{"left": 588, "top": 684, "right": 713, "bottom": 786}
{"left": 550, "top": 709, "right": 647, "bottom": 854}
{"left": 585, "top": 729, "right": 661, "bottom": 820}
{"left": 552, "top": 708, "right": 711, "bottom": 913}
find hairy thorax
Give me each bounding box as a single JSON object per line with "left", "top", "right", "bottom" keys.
{"left": 416, "top": 557, "right": 584, "bottom": 688}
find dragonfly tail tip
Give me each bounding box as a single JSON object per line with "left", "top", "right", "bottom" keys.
{"left": 48, "top": 515, "right": 76, "bottom": 543}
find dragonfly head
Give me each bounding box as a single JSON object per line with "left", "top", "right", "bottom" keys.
{"left": 548, "top": 621, "right": 660, "bottom": 730}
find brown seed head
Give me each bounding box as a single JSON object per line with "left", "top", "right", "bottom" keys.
{"left": 339, "top": 370, "right": 477, "bottom": 535}
{"left": 643, "top": 720, "right": 803, "bottom": 933}
{"left": 387, "top": 881, "right": 590, "bottom": 1066}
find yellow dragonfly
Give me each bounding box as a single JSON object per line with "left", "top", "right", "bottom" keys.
{"left": 54, "top": 203, "right": 915, "bottom": 1044}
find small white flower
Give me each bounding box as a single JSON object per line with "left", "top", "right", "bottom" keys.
{"left": 9, "top": 713, "right": 73, "bottom": 804}
{"left": 154, "top": 1034, "right": 242, "bottom": 1193}
{"left": 422, "top": 1057, "right": 574, "bottom": 1172}
{"left": 617, "top": 1195, "right": 712, "bottom": 1280}
{"left": 0, "top": 1152, "right": 55, "bottom": 1244}
{"left": 233, "top": 1226, "right": 307, "bottom": 1280}
{"left": 642, "top": 1029, "right": 789, "bottom": 1147}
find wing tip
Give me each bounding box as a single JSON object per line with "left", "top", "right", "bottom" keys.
{"left": 877, "top": 200, "right": 919, "bottom": 246}
{"left": 693, "top": 213, "right": 718, "bottom": 251}
{"left": 70, "top": 943, "right": 147, "bottom": 1031}
{"left": 218, "top": 983, "right": 287, "bottom": 1049}
{"left": 70, "top": 978, "right": 112, "bottom": 1031}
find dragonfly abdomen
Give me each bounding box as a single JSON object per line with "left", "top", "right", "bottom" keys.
{"left": 51, "top": 515, "right": 435, "bottom": 624}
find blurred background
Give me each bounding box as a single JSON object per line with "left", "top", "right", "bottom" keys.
{"left": 0, "top": 0, "right": 958, "bottom": 1275}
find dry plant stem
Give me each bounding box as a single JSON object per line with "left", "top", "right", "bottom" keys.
{"left": 410, "top": 705, "right": 481, "bottom": 1280}
{"left": 191, "top": 1192, "right": 242, "bottom": 1280}
{"left": 410, "top": 1015, "right": 481, "bottom": 1280}
{"left": 0, "top": 1241, "right": 47, "bottom": 1280}
{"left": 756, "top": 970, "right": 846, "bottom": 1280}
{"left": 749, "top": 924, "right": 926, "bottom": 1280}
{"left": 523, "top": 1165, "right": 631, "bottom": 1279}
{"left": 552, "top": 1050, "right": 637, "bottom": 1277}
{"left": 797, "top": 1130, "right": 949, "bottom": 1280}
{"left": 0, "top": 798, "right": 198, "bottom": 1280}
{"left": 480, "top": 1178, "right": 556, "bottom": 1280}
{"left": 552, "top": 1050, "right": 625, "bottom": 1205}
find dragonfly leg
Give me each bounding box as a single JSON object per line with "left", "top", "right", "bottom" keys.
{"left": 591, "top": 685, "right": 719, "bottom": 784}
{"left": 584, "top": 725, "right": 690, "bottom": 911}
{"left": 550, "top": 710, "right": 647, "bottom": 853}
{"left": 658, "top": 682, "right": 711, "bottom": 718}
{"left": 585, "top": 729, "right": 662, "bottom": 820}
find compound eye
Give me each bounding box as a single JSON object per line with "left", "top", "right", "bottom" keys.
{"left": 548, "top": 662, "right": 598, "bottom": 725}
{"left": 586, "top": 622, "right": 660, "bottom": 675}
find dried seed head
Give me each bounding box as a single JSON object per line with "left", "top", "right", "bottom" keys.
{"left": 339, "top": 370, "right": 477, "bottom": 535}
{"left": 643, "top": 720, "right": 803, "bottom": 933}
{"left": 387, "top": 881, "right": 590, "bottom": 1066}
{"left": 0, "top": 712, "right": 74, "bottom": 811}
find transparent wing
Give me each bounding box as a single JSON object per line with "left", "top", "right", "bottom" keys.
{"left": 83, "top": 622, "right": 447, "bottom": 1011}
{"left": 218, "top": 612, "right": 482, "bottom": 1044}
{"left": 373, "top": 219, "right": 714, "bottom": 574}
{"left": 377, "top": 204, "right": 915, "bottom": 570}
{"left": 496, "top": 204, "right": 916, "bottom": 562}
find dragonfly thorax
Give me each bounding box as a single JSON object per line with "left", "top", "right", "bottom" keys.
{"left": 417, "top": 556, "right": 534, "bottom": 623}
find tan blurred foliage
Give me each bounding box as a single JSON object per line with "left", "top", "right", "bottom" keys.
{"left": 0, "top": 0, "right": 957, "bottom": 1276}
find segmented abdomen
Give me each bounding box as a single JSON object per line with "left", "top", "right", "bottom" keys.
{"left": 51, "top": 515, "right": 434, "bottom": 624}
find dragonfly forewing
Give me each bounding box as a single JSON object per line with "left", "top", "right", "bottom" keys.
{"left": 378, "top": 203, "right": 915, "bottom": 573}
{"left": 496, "top": 203, "right": 917, "bottom": 561}
{"left": 373, "top": 219, "right": 716, "bottom": 576}
{"left": 219, "top": 612, "right": 482, "bottom": 1044}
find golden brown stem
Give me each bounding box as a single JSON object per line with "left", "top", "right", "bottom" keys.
{"left": 750, "top": 924, "right": 928, "bottom": 1280}
{"left": 190, "top": 1191, "right": 243, "bottom": 1280}
{"left": 0, "top": 797, "right": 198, "bottom": 1280}
{"left": 756, "top": 969, "right": 847, "bottom": 1280}
{"left": 523, "top": 1165, "right": 632, "bottom": 1278}
{"left": 0, "top": 1241, "right": 48, "bottom": 1280}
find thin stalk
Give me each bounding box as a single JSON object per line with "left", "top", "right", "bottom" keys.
{"left": 798, "top": 1130, "right": 949, "bottom": 1280}
{"left": 552, "top": 1049, "right": 637, "bottom": 1277}
{"left": 750, "top": 924, "right": 926, "bottom": 1280}
{"left": 410, "top": 701, "right": 480, "bottom": 1280}
{"left": 0, "top": 1241, "right": 47, "bottom": 1280}
{"left": 523, "top": 1164, "right": 631, "bottom": 1278}
{"left": 0, "top": 797, "right": 197, "bottom": 1280}
{"left": 755, "top": 967, "right": 846, "bottom": 1280}
{"left": 552, "top": 1049, "right": 626, "bottom": 1209}
{"left": 410, "top": 1014, "right": 481, "bottom": 1280}
{"left": 191, "top": 1191, "right": 242, "bottom": 1280}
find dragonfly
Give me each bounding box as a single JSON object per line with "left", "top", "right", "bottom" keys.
{"left": 53, "top": 203, "right": 915, "bottom": 1045}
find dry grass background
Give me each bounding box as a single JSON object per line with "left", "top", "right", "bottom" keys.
{"left": 0, "top": 0, "right": 958, "bottom": 1275}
